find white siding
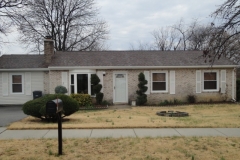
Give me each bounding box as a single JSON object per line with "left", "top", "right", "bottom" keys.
{"left": 25, "top": 72, "right": 31, "bottom": 95}
{"left": 2, "top": 72, "right": 8, "bottom": 96}
{"left": 0, "top": 72, "right": 44, "bottom": 105}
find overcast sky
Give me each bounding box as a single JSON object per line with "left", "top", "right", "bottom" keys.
{"left": 1, "top": 0, "right": 224, "bottom": 54}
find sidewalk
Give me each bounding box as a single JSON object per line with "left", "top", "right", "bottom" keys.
{"left": 0, "top": 127, "right": 240, "bottom": 139}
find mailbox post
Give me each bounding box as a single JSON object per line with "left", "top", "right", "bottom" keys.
{"left": 46, "top": 99, "right": 63, "bottom": 155}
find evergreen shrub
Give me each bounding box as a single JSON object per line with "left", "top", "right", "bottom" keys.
{"left": 70, "top": 94, "right": 92, "bottom": 107}
{"left": 91, "top": 74, "right": 104, "bottom": 104}
{"left": 136, "top": 72, "right": 148, "bottom": 105}
{"left": 22, "top": 94, "right": 79, "bottom": 120}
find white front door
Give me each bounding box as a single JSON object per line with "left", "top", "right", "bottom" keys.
{"left": 114, "top": 73, "right": 128, "bottom": 103}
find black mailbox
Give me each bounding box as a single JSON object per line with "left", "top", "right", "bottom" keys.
{"left": 46, "top": 99, "right": 63, "bottom": 115}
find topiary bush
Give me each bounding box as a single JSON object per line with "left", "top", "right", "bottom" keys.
{"left": 22, "top": 94, "right": 79, "bottom": 120}
{"left": 55, "top": 85, "right": 67, "bottom": 94}
{"left": 136, "top": 72, "right": 148, "bottom": 105}
{"left": 70, "top": 94, "right": 92, "bottom": 107}
{"left": 91, "top": 74, "right": 104, "bottom": 104}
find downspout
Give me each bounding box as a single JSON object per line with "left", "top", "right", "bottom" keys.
{"left": 232, "top": 68, "right": 236, "bottom": 101}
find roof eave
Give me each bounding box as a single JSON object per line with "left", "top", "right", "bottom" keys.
{"left": 0, "top": 68, "right": 49, "bottom": 71}
{"left": 48, "top": 65, "right": 238, "bottom": 70}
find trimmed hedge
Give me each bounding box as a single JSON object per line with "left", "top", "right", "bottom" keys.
{"left": 70, "top": 94, "right": 92, "bottom": 107}
{"left": 22, "top": 94, "right": 79, "bottom": 119}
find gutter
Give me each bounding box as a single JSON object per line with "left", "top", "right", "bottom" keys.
{"left": 48, "top": 65, "right": 239, "bottom": 70}
{"left": 0, "top": 68, "right": 49, "bottom": 71}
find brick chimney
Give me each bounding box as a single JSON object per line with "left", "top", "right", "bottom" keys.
{"left": 44, "top": 36, "right": 54, "bottom": 64}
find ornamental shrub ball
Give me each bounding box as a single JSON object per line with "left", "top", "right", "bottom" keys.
{"left": 136, "top": 72, "right": 148, "bottom": 105}
{"left": 91, "top": 74, "right": 104, "bottom": 104}
{"left": 55, "top": 85, "right": 67, "bottom": 94}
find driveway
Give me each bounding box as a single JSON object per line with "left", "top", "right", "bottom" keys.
{"left": 0, "top": 105, "right": 27, "bottom": 127}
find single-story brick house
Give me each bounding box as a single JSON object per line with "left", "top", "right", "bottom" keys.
{"left": 0, "top": 38, "right": 237, "bottom": 105}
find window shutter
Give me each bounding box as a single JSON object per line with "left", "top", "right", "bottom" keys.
{"left": 170, "top": 71, "right": 175, "bottom": 94}
{"left": 97, "top": 71, "right": 104, "bottom": 92}
{"left": 196, "top": 70, "right": 201, "bottom": 93}
{"left": 221, "top": 70, "right": 226, "bottom": 93}
{"left": 144, "top": 71, "right": 150, "bottom": 94}
{"left": 2, "top": 73, "right": 8, "bottom": 96}
{"left": 61, "top": 72, "right": 68, "bottom": 92}
{"left": 25, "top": 72, "right": 31, "bottom": 95}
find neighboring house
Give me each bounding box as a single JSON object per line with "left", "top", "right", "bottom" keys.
{"left": 0, "top": 37, "right": 237, "bottom": 105}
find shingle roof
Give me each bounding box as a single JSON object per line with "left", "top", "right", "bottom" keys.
{"left": 49, "top": 50, "right": 236, "bottom": 67}
{"left": 0, "top": 51, "right": 236, "bottom": 70}
{"left": 0, "top": 55, "right": 46, "bottom": 69}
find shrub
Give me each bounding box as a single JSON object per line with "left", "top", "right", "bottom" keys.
{"left": 187, "top": 94, "right": 196, "bottom": 103}
{"left": 91, "top": 74, "right": 104, "bottom": 104}
{"left": 70, "top": 94, "right": 92, "bottom": 107}
{"left": 22, "top": 94, "right": 79, "bottom": 120}
{"left": 55, "top": 85, "right": 67, "bottom": 94}
{"left": 136, "top": 72, "right": 148, "bottom": 105}
{"left": 101, "top": 100, "right": 111, "bottom": 106}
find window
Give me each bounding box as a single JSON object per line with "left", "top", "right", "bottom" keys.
{"left": 151, "top": 72, "right": 168, "bottom": 92}
{"left": 77, "top": 74, "right": 89, "bottom": 94}
{"left": 203, "top": 72, "right": 218, "bottom": 91}
{"left": 11, "top": 74, "right": 23, "bottom": 93}
{"left": 70, "top": 74, "right": 74, "bottom": 94}
{"left": 70, "top": 73, "right": 94, "bottom": 95}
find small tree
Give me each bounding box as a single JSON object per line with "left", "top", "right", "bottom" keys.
{"left": 55, "top": 85, "right": 67, "bottom": 94}
{"left": 91, "top": 74, "right": 104, "bottom": 104}
{"left": 136, "top": 72, "right": 148, "bottom": 105}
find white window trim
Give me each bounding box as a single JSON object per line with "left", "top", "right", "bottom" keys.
{"left": 10, "top": 73, "right": 24, "bottom": 94}
{"left": 151, "top": 71, "right": 168, "bottom": 93}
{"left": 68, "top": 71, "right": 96, "bottom": 96}
{"left": 202, "top": 70, "right": 219, "bottom": 92}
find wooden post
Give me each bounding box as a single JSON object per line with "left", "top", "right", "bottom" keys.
{"left": 57, "top": 98, "right": 62, "bottom": 155}
{"left": 58, "top": 111, "right": 62, "bottom": 155}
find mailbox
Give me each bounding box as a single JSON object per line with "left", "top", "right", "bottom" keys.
{"left": 46, "top": 99, "right": 63, "bottom": 115}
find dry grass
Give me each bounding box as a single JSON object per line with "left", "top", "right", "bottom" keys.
{"left": 0, "top": 137, "right": 240, "bottom": 160}
{"left": 8, "top": 104, "right": 240, "bottom": 129}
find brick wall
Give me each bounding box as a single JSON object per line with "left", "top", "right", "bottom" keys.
{"left": 102, "top": 68, "right": 235, "bottom": 104}
{"left": 43, "top": 72, "right": 49, "bottom": 94}
{"left": 48, "top": 70, "right": 69, "bottom": 94}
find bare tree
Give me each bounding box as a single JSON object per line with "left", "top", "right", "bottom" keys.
{"left": 152, "top": 27, "right": 180, "bottom": 51}
{"left": 188, "top": 25, "right": 213, "bottom": 50}
{"left": 204, "top": 0, "right": 240, "bottom": 63}
{"left": 0, "top": 0, "right": 25, "bottom": 34}
{"left": 10, "top": 0, "right": 108, "bottom": 53}
{"left": 0, "top": 0, "right": 26, "bottom": 55}
{"left": 129, "top": 41, "right": 153, "bottom": 50}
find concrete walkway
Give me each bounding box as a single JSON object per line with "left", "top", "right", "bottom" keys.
{"left": 0, "top": 127, "right": 240, "bottom": 139}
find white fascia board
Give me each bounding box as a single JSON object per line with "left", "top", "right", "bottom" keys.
{"left": 0, "top": 68, "right": 49, "bottom": 71}
{"left": 48, "top": 65, "right": 238, "bottom": 70}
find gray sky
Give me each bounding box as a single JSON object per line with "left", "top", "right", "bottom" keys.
{"left": 1, "top": 0, "right": 224, "bottom": 54}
